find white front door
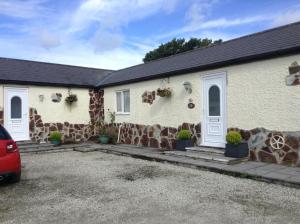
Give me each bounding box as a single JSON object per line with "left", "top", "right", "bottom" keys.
{"left": 202, "top": 73, "right": 227, "bottom": 148}
{"left": 4, "top": 87, "right": 29, "bottom": 141}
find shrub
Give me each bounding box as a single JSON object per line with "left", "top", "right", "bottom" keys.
{"left": 99, "top": 126, "right": 107, "bottom": 136}
{"left": 50, "top": 131, "right": 62, "bottom": 141}
{"left": 65, "top": 94, "right": 78, "bottom": 105}
{"left": 157, "top": 88, "right": 172, "bottom": 97}
{"left": 99, "top": 126, "right": 118, "bottom": 144}
{"left": 177, "top": 129, "right": 192, "bottom": 140}
{"left": 226, "top": 131, "right": 242, "bottom": 145}
{"left": 106, "top": 127, "right": 118, "bottom": 144}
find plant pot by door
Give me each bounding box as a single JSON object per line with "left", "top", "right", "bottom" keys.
{"left": 224, "top": 143, "right": 249, "bottom": 158}
{"left": 51, "top": 140, "right": 61, "bottom": 146}
{"left": 176, "top": 139, "right": 193, "bottom": 151}
{"left": 99, "top": 135, "right": 110, "bottom": 144}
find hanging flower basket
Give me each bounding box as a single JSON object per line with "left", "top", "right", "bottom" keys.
{"left": 65, "top": 94, "right": 78, "bottom": 105}
{"left": 157, "top": 88, "right": 172, "bottom": 97}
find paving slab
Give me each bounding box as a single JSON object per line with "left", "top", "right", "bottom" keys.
{"left": 227, "top": 161, "right": 268, "bottom": 171}
{"left": 89, "top": 144, "right": 300, "bottom": 188}
{"left": 163, "top": 150, "right": 246, "bottom": 164}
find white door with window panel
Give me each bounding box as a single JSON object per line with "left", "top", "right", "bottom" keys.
{"left": 202, "top": 73, "right": 226, "bottom": 148}
{"left": 4, "top": 87, "right": 29, "bottom": 141}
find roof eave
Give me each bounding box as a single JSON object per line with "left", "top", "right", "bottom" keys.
{"left": 0, "top": 80, "right": 94, "bottom": 88}
{"left": 97, "top": 47, "right": 300, "bottom": 88}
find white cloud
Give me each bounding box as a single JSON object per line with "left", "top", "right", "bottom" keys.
{"left": 199, "top": 16, "right": 267, "bottom": 29}
{"left": 0, "top": 0, "right": 47, "bottom": 19}
{"left": 69, "top": 0, "right": 179, "bottom": 32}
{"left": 0, "top": 34, "right": 144, "bottom": 70}
{"left": 92, "top": 30, "right": 123, "bottom": 52}
{"left": 37, "top": 29, "right": 61, "bottom": 49}
{"left": 157, "top": 15, "right": 268, "bottom": 40}
{"left": 272, "top": 9, "right": 300, "bottom": 26}
{"left": 185, "top": 0, "right": 218, "bottom": 26}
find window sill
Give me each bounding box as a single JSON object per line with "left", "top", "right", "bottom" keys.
{"left": 116, "top": 112, "right": 130, "bottom": 115}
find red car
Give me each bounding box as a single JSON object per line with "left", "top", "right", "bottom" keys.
{"left": 0, "top": 125, "right": 21, "bottom": 183}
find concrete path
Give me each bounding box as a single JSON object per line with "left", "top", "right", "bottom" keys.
{"left": 81, "top": 144, "right": 300, "bottom": 188}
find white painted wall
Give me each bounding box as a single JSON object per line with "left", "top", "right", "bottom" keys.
{"left": 0, "top": 85, "right": 91, "bottom": 124}
{"left": 104, "top": 54, "right": 300, "bottom": 131}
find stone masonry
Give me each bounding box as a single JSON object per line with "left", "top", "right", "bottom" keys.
{"left": 229, "top": 127, "right": 300, "bottom": 167}
{"left": 108, "top": 122, "right": 201, "bottom": 150}
{"left": 286, "top": 61, "right": 300, "bottom": 85}
{"left": 0, "top": 106, "right": 3, "bottom": 125}
{"left": 141, "top": 91, "right": 156, "bottom": 104}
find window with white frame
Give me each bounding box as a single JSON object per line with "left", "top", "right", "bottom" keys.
{"left": 116, "top": 90, "right": 130, "bottom": 113}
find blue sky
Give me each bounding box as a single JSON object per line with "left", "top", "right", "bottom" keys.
{"left": 0, "top": 0, "right": 299, "bottom": 70}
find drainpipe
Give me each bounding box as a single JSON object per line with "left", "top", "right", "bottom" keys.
{"left": 117, "top": 123, "right": 123, "bottom": 144}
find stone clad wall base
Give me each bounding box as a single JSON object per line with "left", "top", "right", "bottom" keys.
{"left": 29, "top": 108, "right": 93, "bottom": 143}
{"left": 229, "top": 127, "right": 300, "bottom": 167}
{"left": 109, "top": 122, "right": 201, "bottom": 150}
{"left": 108, "top": 122, "right": 300, "bottom": 167}
{"left": 0, "top": 107, "right": 3, "bottom": 125}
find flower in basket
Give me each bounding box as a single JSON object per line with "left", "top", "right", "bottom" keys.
{"left": 156, "top": 87, "right": 172, "bottom": 97}
{"left": 65, "top": 94, "right": 78, "bottom": 105}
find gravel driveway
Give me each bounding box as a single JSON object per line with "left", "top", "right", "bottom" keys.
{"left": 1, "top": 151, "right": 300, "bottom": 224}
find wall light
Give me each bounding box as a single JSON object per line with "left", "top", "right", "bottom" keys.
{"left": 38, "top": 94, "right": 44, "bottom": 102}
{"left": 183, "top": 81, "right": 192, "bottom": 94}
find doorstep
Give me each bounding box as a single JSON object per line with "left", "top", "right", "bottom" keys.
{"left": 89, "top": 144, "right": 300, "bottom": 189}
{"left": 163, "top": 149, "right": 247, "bottom": 165}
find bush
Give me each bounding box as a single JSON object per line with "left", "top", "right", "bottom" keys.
{"left": 50, "top": 131, "right": 62, "bottom": 141}
{"left": 177, "top": 130, "right": 192, "bottom": 140}
{"left": 106, "top": 127, "right": 118, "bottom": 144}
{"left": 99, "top": 126, "right": 118, "bottom": 144}
{"left": 99, "top": 126, "right": 107, "bottom": 136}
{"left": 157, "top": 88, "right": 172, "bottom": 97}
{"left": 226, "top": 131, "right": 242, "bottom": 145}
{"left": 65, "top": 94, "right": 78, "bottom": 105}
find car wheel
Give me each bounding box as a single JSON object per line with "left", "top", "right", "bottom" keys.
{"left": 9, "top": 172, "right": 21, "bottom": 183}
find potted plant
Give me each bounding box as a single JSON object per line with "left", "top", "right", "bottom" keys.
{"left": 106, "top": 126, "right": 118, "bottom": 144}
{"left": 65, "top": 94, "right": 78, "bottom": 105}
{"left": 176, "top": 129, "right": 193, "bottom": 151}
{"left": 99, "top": 126, "right": 109, "bottom": 144}
{"left": 157, "top": 88, "right": 172, "bottom": 97}
{"left": 49, "top": 131, "right": 62, "bottom": 146}
{"left": 224, "top": 131, "right": 249, "bottom": 158}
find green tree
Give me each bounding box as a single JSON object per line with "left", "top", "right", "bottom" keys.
{"left": 143, "top": 38, "right": 222, "bottom": 62}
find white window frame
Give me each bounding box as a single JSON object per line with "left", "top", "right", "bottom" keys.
{"left": 116, "top": 89, "right": 130, "bottom": 115}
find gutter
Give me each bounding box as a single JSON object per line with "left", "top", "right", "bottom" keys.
{"left": 0, "top": 80, "right": 95, "bottom": 89}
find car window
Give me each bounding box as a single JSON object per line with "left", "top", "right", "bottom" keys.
{"left": 0, "top": 125, "right": 12, "bottom": 140}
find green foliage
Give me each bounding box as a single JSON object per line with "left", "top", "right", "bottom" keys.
{"left": 65, "top": 94, "right": 78, "bottom": 105}
{"left": 99, "top": 126, "right": 107, "bottom": 136}
{"left": 99, "top": 126, "right": 118, "bottom": 144}
{"left": 106, "top": 127, "right": 118, "bottom": 144}
{"left": 226, "top": 131, "right": 242, "bottom": 145}
{"left": 156, "top": 88, "right": 172, "bottom": 97}
{"left": 50, "top": 131, "right": 62, "bottom": 141}
{"left": 108, "top": 110, "right": 116, "bottom": 124}
{"left": 143, "top": 38, "right": 222, "bottom": 62}
{"left": 177, "top": 130, "right": 192, "bottom": 140}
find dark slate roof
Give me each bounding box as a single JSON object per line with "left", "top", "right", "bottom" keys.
{"left": 0, "top": 58, "right": 113, "bottom": 88}
{"left": 98, "top": 21, "right": 300, "bottom": 87}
